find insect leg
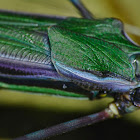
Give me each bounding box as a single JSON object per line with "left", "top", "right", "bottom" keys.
{"left": 111, "top": 92, "right": 139, "bottom": 116}
{"left": 69, "top": 0, "right": 94, "bottom": 19}
{"left": 14, "top": 92, "right": 140, "bottom": 140}
{"left": 14, "top": 109, "right": 113, "bottom": 140}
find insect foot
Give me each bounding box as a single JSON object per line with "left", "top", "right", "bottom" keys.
{"left": 109, "top": 92, "right": 139, "bottom": 118}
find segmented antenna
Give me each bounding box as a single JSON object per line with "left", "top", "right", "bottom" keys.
{"left": 70, "top": 0, "right": 94, "bottom": 19}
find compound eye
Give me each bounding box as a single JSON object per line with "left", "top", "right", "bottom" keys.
{"left": 134, "top": 55, "right": 140, "bottom": 81}
{"left": 131, "top": 88, "right": 140, "bottom": 107}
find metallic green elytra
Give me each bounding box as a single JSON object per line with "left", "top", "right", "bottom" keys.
{"left": 0, "top": 0, "right": 140, "bottom": 139}
{"left": 49, "top": 17, "right": 140, "bottom": 94}
{"left": 0, "top": 12, "right": 140, "bottom": 97}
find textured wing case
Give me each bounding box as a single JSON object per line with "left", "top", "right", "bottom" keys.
{"left": 0, "top": 11, "right": 64, "bottom": 80}
{"left": 0, "top": 11, "right": 92, "bottom": 98}
{"left": 48, "top": 18, "right": 140, "bottom": 92}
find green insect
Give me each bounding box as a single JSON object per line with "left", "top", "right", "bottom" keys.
{"left": 0, "top": 0, "right": 140, "bottom": 140}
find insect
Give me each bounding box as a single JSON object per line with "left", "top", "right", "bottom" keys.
{"left": 0, "top": 0, "right": 140, "bottom": 140}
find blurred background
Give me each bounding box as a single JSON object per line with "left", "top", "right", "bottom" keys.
{"left": 0, "top": 0, "right": 140, "bottom": 140}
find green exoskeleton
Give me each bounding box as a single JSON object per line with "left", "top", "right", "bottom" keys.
{"left": 0, "top": 0, "right": 140, "bottom": 139}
